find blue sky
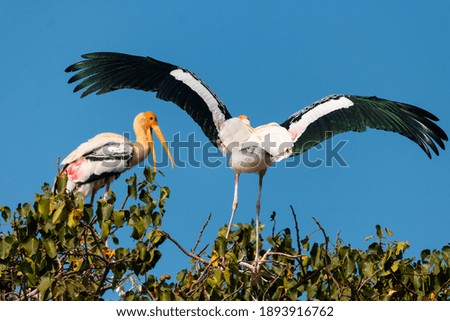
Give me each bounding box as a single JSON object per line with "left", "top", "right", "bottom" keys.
{"left": 1, "top": 1, "right": 449, "bottom": 288}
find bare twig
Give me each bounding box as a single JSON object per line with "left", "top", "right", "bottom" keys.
{"left": 262, "top": 265, "right": 288, "bottom": 301}
{"left": 185, "top": 259, "right": 218, "bottom": 298}
{"left": 56, "top": 155, "right": 61, "bottom": 175}
{"left": 120, "top": 194, "right": 131, "bottom": 211}
{"left": 260, "top": 248, "right": 273, "bottom": 263}
{"left": 290, "top": 206, "right": 302, "bottom": 255}
{"left": 95, "top": 266, "right": 111, "bottom": 297}
{"left": 357, "top": 267, "right": 383, "bottom": 295}
{"left": 196, "top": 244, "right": 209, "bottom": 257}
{"left": 238, "top": 261, "right": 255, "bottom": 272}
{"left": 437, "top": 278, "right": 450, "bottom": 300}
{"left": 19, "top": 288, "right": 40, "bottom": 301}
{"left": 269, "top": 251, "right": 302, "bottom": 260}
{"left": 161, "top": 231, "right": 209, "bottom": 264}
{"left": 312, "top": 216, "right": 329, "bottom": 245}
{"left": 311, "top": 216, "right": 340, "bottom": 288}
{"left": 389, "top": 268, "right": 418, "bottom": 297}
{"left": 194, "top": 259, "right": 216, "bottom": 283}
{"left": 192, "top": 212, "right": 212, "bottom": 253}
{"left": 290, "top": 206, "right": 306, "bottom": 276}
{"left": 222, "top": 282, "right": 245, "bottom": 301}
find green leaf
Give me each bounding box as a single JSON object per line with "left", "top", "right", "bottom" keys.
{"left": 376, "top": 224, "right": 383, "bottom": 238}
{"left": 223, "top": 267, "right": 231, "bottom": 285}
{"left": 207, "top": 269, "right": 222, "bottom": 287}
{"left": 130, "top": 216, "right": 146, "bottom": 240}
{"left": 144, "top": 167, "right": 155, "bottom": 184}
{"left": 151, "top": 212, "right": 162, "bottom": 226}
{"left": 362, "top": 260, "right": 374, "bottom": 277}
{"left": 114, "top": 247, "right": 129, "bottom": 260}
{"left": 83, "top": 205, "right": 94, "bottom": 222}
{"left": 42, "top": 238, "right": 58, "bottom": 259}
{"left": 101, "top": 203, "right": 114, "bottom": 222}
{"left": 36, "top": 195, "right": 50, "bottom": 219}
{"left": 413, "top": 274, "right": 423, "bottom": 290}
{"left": 135, "top": 242, "right": 147, "bottom": 260}
{"left": 0, "top": 206, "right": 12, "bottom": 222}
{"left": 148, "top": 250, "right": 162, "bottom": 270}
{"left": 301, "top": 236, "right": 310, "bottom": 251}
{"left": 52, "top": 203, "right": 68, "bottom": 225}
{"left": 159, "top": 187, "right": 170, "bottom": 209}
{"left": 113, "top": 211, "right": 125, "bottom": 227}
{"left": 395, "top": 241, "right": 409, "bottom": 255}
{"left": 385, "top": 228, "right": 394, "bottom": 237}
{"left": 364, "top": 235, "right": 374, "bottom": 242}
{"left": 159, "top": 290, "right": 172, "bottom": 301}
{"left": 160, "top": 186, "right": 170, "bottom": 199}
{"left": 23, "top": 237, "right": 39, "bottom": 256}
{"left": 0, "top": 237, "right": 13, "bottom": 259}
{"left": 271, "top": 286, "right": 283, "bottom": 300}
{"left": 126, "top": 174, "right": 137, "bottom": 200}
{"left": 21, "top": 257, "right": 37, "bottom": 285}
{"left": 442, "top": 245, "right": 450, "bottom": 265}
{"left": 55, "top": 173, "right": 68, "bottom": 194}
{"left": 38, "top": 276, "right": 53, "bottom": 298}
{"left": 139, "top": 189, "right": 152, "bottom": 204}
{"left": 67, "top": 211, "right": 78, "bottom": 229}
{"left": 101, "top": 221, "right": 111, "bottom": 241}
{"left": 18, "top": 203, "right": 31, "bottom": 217}
{"left": 214, "top": 237, "right": 226, "bottom": 256}
{"left": 147, "top": 229, "right": 166, "bottom": 247}
{"left": 421, "top": 249, "right": 431, "bottom": 262}
{"left": 391, "top": 260, "right": 400, "bottom": 272}
{"left": 52, "top": 284, "right": 66, "bottom": 299}
{"left": 66, "top": 282, "right": 79, "bottom": 300}
{"left": 176, "top": 270, "right": 187, "bottom": 283}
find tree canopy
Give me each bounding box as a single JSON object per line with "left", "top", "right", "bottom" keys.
{"left": 0, "top": 168, "right": 448, "bottom": 300}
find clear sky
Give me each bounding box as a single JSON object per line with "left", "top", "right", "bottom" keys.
{"left": 1, "top": 1, "right": 449, "bottom": 287}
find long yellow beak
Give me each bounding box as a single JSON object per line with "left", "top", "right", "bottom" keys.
{"left": 149, "top": 124, "right": 174, "bottom": 171}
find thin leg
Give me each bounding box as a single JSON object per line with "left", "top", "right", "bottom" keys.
{"left": 103, "top": 182, "right": 111, "bottom": 201}
{"left": 89, "top": 191, "right": 96, "bottom": 205}
{"left": 255, "top": 170, "right": 266, "bottom": 266}
{"left": 226, "top": 173, "right": 240, "bottom": 238}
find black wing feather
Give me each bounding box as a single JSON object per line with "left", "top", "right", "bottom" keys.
{"left": 66, "top": 52, "right": 232, "bottom": 147}
{"left": 280, "top": 95, "right": 447, "bottom": 158}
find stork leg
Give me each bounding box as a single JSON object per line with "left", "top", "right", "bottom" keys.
{"left": 89, "top": 192, "right": 96, "bottom": 205}
{"left": 226, "top": 173, "right": 240, "bottom": 238}
{"left": 103, "top": 182, "right": 111, "bottom": 201}
{"left": 255, "top": 170, "right": 266, "bottom": 266}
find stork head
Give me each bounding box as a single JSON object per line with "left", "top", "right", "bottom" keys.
{"left": 238, "top": 114, "right": 250, "bottom": 125}
{"left": 135, "top": 111, "right": 174, "bottom": 170}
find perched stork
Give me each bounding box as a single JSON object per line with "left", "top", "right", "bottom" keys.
{"left": 65, "top": 52, "right": 447, "bottom": 250}
{"left": 55, "top": 111, "right": 174, "bottom": 204}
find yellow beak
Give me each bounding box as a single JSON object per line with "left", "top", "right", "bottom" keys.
{"left": 148, "top": 124, "right": 174, "bottom": 171}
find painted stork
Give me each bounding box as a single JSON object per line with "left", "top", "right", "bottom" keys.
{"left": 55, "top": 111, "right": 174, "bottom": 204}
{"left": 65, "top": 52, "right": 447, "bottom": 249}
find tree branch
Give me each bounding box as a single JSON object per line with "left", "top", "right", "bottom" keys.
{"left": 192, "top": 212, "right": 211, "bottom": 254}
{"left": 290, "top": 205, "right": 306, "bottom": 276}
{"left": 161, "top": 231, "right": 209, "bottom": 264}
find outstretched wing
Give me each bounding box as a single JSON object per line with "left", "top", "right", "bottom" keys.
{"left": 280, "top": 95, "right": 447, "bottom": 158}
{"left": 66, "top": 52, "right": 233, "bottom": 147}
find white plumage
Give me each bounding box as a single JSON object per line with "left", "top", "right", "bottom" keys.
{"left": 66, "top": 52, "right": 447, "bottom": 266}
{"left": 55, "top": 112, "right": 173, "bottom": 203}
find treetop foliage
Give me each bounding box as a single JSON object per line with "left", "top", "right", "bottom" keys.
{"left": 0, "top": 167, "right": 448, "bottom": 300}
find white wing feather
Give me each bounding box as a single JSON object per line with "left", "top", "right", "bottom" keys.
{"left": 61, "top": 133, "right": 131, "bottom": 165}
